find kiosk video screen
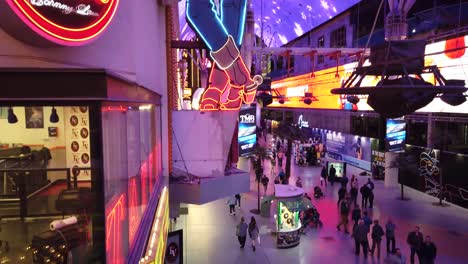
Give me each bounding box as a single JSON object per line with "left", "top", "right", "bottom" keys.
{"left": 327, "top": 162, "right": 345, "bottom": 178}
{"left": 386, "top": 118, "right": 406, "bottom": 152}
{"left": 238, "top": 108, "right": 257, "bottom": 157}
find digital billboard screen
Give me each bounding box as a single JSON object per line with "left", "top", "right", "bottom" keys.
{"left": 386, "top": 118, "right": 406, "bottom": 152}
{"left": 238, "top": 108, "right": 257, "bottom": 157}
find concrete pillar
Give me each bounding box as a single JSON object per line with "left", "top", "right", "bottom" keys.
{"left": 384, "top": 151, "right": 399, "bottom": 187}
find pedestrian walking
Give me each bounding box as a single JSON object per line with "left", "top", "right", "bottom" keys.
{"left": 337, "top": 198, "right": 350, "bottom": 233}
{"left": 360, "top": 184, "right": 370, "bottom": 208}
{"left": 277, "top": 150, "right": 284, "bottom": 168}
{"left": 351, "top": 204, "right": 362, "bottom": 229}
{"left": 386, "top": 248, "right": 407, "bottom": 264}
{"left": 337, "top": 186, "right": 346, "bottom": 206}
{"left": 370, "top": 220, "right": 384, "bottom": 258}
{"left": 235, "top": 193, "right": 241, "bottom": 208}
{"left": 329, "top": 165, "right": 336, "bottom": 186}
{"left": 350, "top": 185, "right": 358, "bottom": 206}
{"left": 261, "top": 175, "right": 269, "bottom": 195}
{"left": 351, "top": 175, "right": 358, "bottom": 189}
{"left": 420, "top": 235, "right": 437, "bottom": 264}
{"left": 407, "top": 226, "right": 424, "bottom": 264}
{"left": 353, "top": 220, "right": 370, "bottom": 257}
{"left": 248, "top": 216, "right": 260, "bottom": 252}
{"left": 270, "top": 158, "right": 277, "bottom": 178}
{"left": 367, "top": 178, "right": 375, "bottom": 191}
{"left": 320, "top": 165, "right": 328, "bottom": 186}
{"left": 227, "top": 196, "right": 237, "bottom": 215}
{"left": 386, "top": 218, "right": 397, "bottom": 254}
{"left": 362, "top": 211, "right": 372, "bottom": 229}
{"left": 369, "top": 189, "right": 375, "bottom": 209}
{"left": 342, "top": 174, "right": 349, "bottom": 188}
{"left": 236, "top": 217, "right": 248, "bottom": 249}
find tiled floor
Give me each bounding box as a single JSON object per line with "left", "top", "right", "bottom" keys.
{"left": 174, "top": 140, "right": 468, "bottom": 264}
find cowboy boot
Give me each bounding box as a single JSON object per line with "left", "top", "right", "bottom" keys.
{"left": 210, "top": 36, "right": 262, "bottom": 92}
{"left": 199, "top": 65, "right": 230, "bottom": 111}
{"left": 220, "top": 85, "right": 243, "bottom": 110}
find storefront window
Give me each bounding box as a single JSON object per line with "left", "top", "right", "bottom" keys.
{"left": 102, "top": 103, "right": 162, "bottom": 263}
{"left": 0, "top": 105, "right": 99, "bottom": 263}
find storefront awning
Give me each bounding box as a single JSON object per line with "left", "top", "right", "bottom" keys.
{"left": 0, "top": 68, "right": 161, "bottom": 104}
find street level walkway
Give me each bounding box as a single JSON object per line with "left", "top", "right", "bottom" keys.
{"left": 173, "top": 141, "right": 468, "bottom": 263}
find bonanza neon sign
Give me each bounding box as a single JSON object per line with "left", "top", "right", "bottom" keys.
{"left": 4, "top": 0, "right": 119, "bottom": 45}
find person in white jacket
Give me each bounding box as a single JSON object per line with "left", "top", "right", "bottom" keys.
{"left": 227, "top": 196, "right": 237, "bottom": 215}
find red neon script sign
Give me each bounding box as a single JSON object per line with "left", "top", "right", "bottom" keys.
{"left": 5, "top": 0, "right": 119, "bottom": 45}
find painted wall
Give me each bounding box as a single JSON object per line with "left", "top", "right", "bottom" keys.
{"left": 0, "top": 106, "right": 66, "bottom": 149}
{"left": 0, "top": 1, "right": 170, "bottom": 176}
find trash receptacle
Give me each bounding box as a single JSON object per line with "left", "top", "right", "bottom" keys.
{"left": 260, "top": 195, "right": 274, "bottom": 217}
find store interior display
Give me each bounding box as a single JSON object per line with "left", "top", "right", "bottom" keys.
{"left": 0, "top": 105, "right": 97, "bottom": 262}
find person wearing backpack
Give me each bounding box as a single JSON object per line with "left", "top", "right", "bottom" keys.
{"left": 370, "top": 220, "right": 385, "bottom": 258}
{"left": 337, "top": 198, "right": 350, "bottom": 234}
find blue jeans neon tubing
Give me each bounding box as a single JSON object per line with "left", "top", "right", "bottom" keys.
{"left": 186, "top": 0, "right": 262, "bottom": 110}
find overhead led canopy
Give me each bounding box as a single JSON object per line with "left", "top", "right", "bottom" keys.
{"left": 1, "top": 0, "right": 119, "bottom": 46}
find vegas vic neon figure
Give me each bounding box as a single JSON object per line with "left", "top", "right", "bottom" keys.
{"left": 186, "top": 0, "right": 263, "bottom": 111}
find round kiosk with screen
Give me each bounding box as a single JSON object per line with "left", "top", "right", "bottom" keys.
{"left": 274, "top": 184, "right": 304, "bottom": 248}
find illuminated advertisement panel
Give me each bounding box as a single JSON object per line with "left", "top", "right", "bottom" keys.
{"left": 270, "top": 35, "right": 468, "bottom": 114}
{"left": 238, "top": 107, "right": 257, "bottom": 157}
{"left": 386, "top": 118, "right": 406, "bottom": 152}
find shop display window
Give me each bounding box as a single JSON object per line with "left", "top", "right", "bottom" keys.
{"left": 0, "top": 105, "right": 99, "bottom": 263}
{"left": 102, "top": 103, "right": 162, "bottom": 263}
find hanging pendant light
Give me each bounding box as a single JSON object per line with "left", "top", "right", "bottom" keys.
{"left": 7, "top": 107, "right": 18, "bottom": 124}
{"left": 50, "top": 107, "right": 59, "bottom": 123}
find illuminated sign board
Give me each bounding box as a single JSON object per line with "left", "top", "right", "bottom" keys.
{"left": 238, "top": 107, "right": 256, "bottom": 157}
{"left": 297, "top": 115, "right": 309, "bottom": 128}
{"left": 270, "top": 35, "right": 468, "bottom": 114}
{"left": 386, "top": 118, "right": 406, "bottom": 152}
{"left": 1, "top": 0, "right": 119, "bottom": 45}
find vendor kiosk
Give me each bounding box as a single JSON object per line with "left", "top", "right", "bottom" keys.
{"left": 274, "top": 184, "right": 304, "bottom": 248}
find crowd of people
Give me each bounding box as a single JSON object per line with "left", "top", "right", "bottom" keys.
{"left": 333, "top": 174, "right": 438, "bottom": 263}
{"left": 227, "top": 133, "right": 439, "bottom": 263}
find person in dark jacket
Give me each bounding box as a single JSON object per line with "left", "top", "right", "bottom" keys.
{"left": 420, "top": 235, "right": 437, "bottom": 264}
{"left": 360, "top": 184, "right": 370, "bottom": 208}
{"left": 350, "top": 185, "right": 358, "bottom": 206}
{"left": 353, "top": 220, "right": 369, "bottom": 257}
{"left": 329, "top": 165, "right": 336, "bottom": 186}
{"left": 261, "top": 175, "right": 269, "bottom": 195}
{"left": 351, "top": 204, "right": 361, "bottom": 229}
{"left": 362, "top": 211, "right": 372, "bottom": 229}
{"left": 236, "top": 217, "right": 248, "bottom": 248}
{"left": 320, "top": 166, "right": 328, "bottom": 186}
{"left": 337, "top": 186, "right": 346, "bottom": 206}
{"left": 370, "top": 220, "right": 385, "bottom": 258}
{"left": 235, "top": 193, "right": 241, "bottom": 208}
{"left": 341, "top": 174, "right": 349, "bottom": 188}
{"left": 386, "top": 218, "right": 397, "bottom": 253}
{"left": 337, "top": 198, "right": 350, "bottom": 233}
{"left": 407, "top": 226, "right": 424, "bottom": 264}
{"left": 368, "top": 189, "right": 375, "bottom": 209}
